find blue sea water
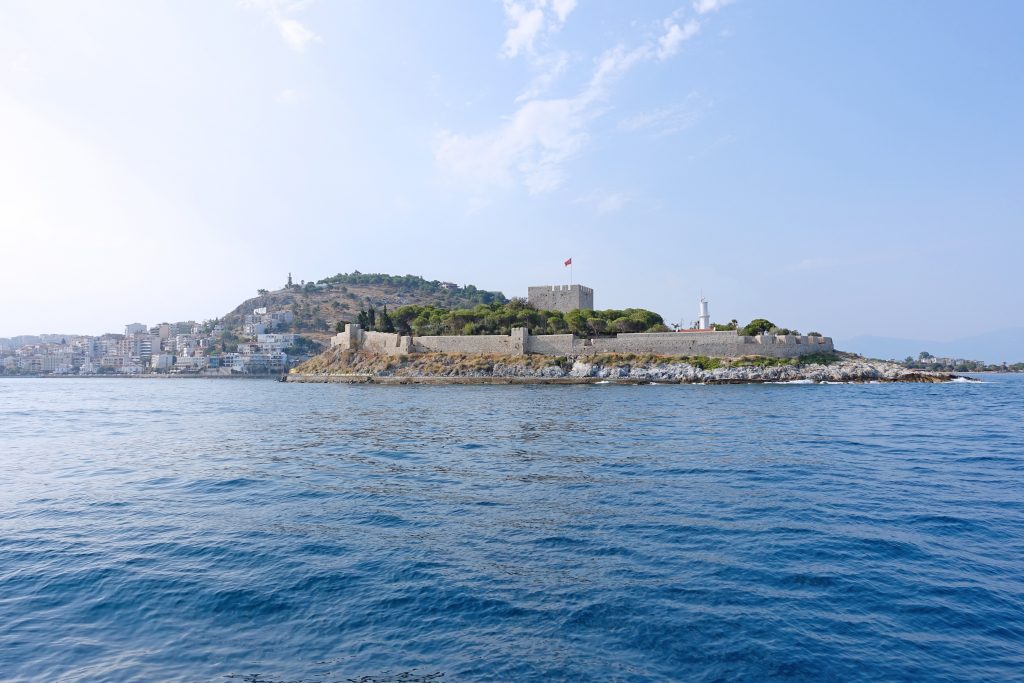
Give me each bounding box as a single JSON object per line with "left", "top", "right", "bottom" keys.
{"left": 1, "top": 377, "right": 1023, "bottom": 682}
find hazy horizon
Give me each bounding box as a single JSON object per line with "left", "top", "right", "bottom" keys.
{"left": 2, "top": 1, "right": 1021, "bottom": 341}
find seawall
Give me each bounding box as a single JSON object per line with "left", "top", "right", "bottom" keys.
{"left": 329, "top": 325, "right": 834, "bottom": 359}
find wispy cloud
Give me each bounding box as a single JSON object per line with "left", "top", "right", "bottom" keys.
{"left": 501, "top": 0, "right": 578, "bottom": 59}
{"left": 436, "top": 38, "right": 651, "bottom": 195}
{"left": 657, "top": 19, "right": 700, "bottom": 61}
{"left": 437, "top": 4, "right": 723, "bottom": 195}
{"left": 277, "top": 18, "right": 318, "bottom": 52}
{"left": 693, "top": 0, "right": 733, "bottom": 15}
{"left": 436, "top": 97, "right": 586, "bottom": 194}
{"left": 515, "top": 51, "right": 570, "bottom": 102}
{"left": 240, "top": 0, "right": 320, "bottom": 53}
{"left": 575, "top": 190, "right": 630, "bottom": 215}
{"left": 619, "top": 93, "right": 709, "bottom": 136}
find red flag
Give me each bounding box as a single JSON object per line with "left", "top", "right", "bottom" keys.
{"left": 564, "top": 258, "right": 572, "bottom": 266}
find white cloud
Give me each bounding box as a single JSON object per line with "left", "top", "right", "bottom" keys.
{"left": 552, "top": 0, "right": 578, "bottom": 23}
{"left": 277, "top": 18, "right": 318, "bottom": 52}
{"left": 436, "top": 97, "right": 585, "bottom": 194}
{"left": 657, "top": 19, "right": 700, "bottom": 61}
{"left": 515, "top": 51, "right": 569, "bottom": 102}
{"left": 693, "top": 0, "right": 733, "bottom": 15}
{"left": 436, "top": 38, "right": 656, "bottom": 195}
{"left": 438, "top": 4, "right": 727, "bottom": 195}
{"left": 501, "top": 0, "right": 578, "bottom": 59}
{"left": 502, "top": 2, "right": 546, "bottom": 58}
{"left": 240, "top": 0, "right": 320, "bottom": 53}
{"left": 576, "top": 190, "right": 629, "bottom": 215}
{"left": 587, "top": 44, "right": 652, "bottom": 96}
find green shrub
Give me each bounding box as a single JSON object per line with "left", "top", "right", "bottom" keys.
{"left": 741, "top": 319, "right": 775, "bottom": 336}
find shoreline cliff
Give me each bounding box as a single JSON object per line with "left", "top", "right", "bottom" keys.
{"left": 287, "top": 350, "right": 964, "bottom": 385}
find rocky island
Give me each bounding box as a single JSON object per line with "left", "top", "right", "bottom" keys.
{"left": 286, "top": 281, "right": 966, "bottom": 385}
{"left": 287, "top": 350, "right": 962, "bottom": 385}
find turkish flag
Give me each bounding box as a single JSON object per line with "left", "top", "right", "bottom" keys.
{"left": 564, "top": 258, "right": 572, "bottom": 266}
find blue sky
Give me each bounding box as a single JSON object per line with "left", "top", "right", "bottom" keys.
{"left": 1, "top": 0, "right": 1021, "bottom": 342}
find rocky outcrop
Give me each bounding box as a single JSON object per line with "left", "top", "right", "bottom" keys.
{"left": 288, "top": 351, "right": 963, "bottom": 384}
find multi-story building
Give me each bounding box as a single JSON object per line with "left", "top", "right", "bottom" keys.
{"left": 174, "top": 355, "right": 209, "bottom": 372}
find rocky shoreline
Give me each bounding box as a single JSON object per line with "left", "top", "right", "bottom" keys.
{"left": 287, "top": 350, "right": 965, "bottom": 385}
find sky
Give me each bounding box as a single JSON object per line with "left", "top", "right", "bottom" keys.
{"left": 1, "top": 0, "right": 1022, "bottom": 341}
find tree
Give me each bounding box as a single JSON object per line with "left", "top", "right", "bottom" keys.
{"left": 741, "top": 319, "right": 775, "bottom": 336}
{"left": 335, "top": 321, "right": 345, "bottom": 333}
{"left": 587, "top": 317, "right": 608, "bottom": 335}
{"left": 379, "top": 304, "right": 396, "bottom": 333}
{"left": 257, "top": 289, "right": 268, "bottom": 296}
{"left": 564, "top": 309, "right": 590, "bottom": 336}
{"left": 919, "top": 351, "right": 933, "bottom": 360}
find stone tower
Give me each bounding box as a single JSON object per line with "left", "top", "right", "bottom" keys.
{"left": 527, "top": 284, "right": 594, "bottom": 313}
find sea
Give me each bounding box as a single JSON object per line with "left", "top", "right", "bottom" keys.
{"left": 1, "top": 376, "right": 1022, "bottom": 682}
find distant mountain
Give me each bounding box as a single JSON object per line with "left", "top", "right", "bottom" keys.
{"left": 837, "top": 327, "right": 1024, "bottom": 364}
{"left": 221, "top": 272, "right": 508, "bottom": 335}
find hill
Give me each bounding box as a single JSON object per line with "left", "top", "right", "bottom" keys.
{"left": 220, "top": 272, "right": 508, "bottom": 337}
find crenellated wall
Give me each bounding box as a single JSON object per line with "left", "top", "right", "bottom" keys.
{"left": 331, "top": 324, "right": 834, "bottom": 359}
{"left": 527, "top": 284, "right": 594, "bottom": 313}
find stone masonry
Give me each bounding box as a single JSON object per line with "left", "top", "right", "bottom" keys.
{"left": 330, "top": 324, "right": 834, "bottom": 360}
{"left": 527, "top": 284, "right": 594, "bottom": 313}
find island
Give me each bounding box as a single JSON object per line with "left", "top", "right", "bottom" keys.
{"left": 286, "top": 282, "right": 962, "bottom": 385}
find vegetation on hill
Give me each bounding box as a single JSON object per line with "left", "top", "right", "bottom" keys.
{"left": 353, "top": 300, "right": 667, "bottom": 337}
{"left": 220, "top": 272, "right": 507, "bottom": 336}
{"left": 315, "top": 272, "right": 503, "bottom": 305}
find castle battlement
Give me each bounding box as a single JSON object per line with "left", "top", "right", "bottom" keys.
{"left": 331, "top": 324, "right": 833, "bottom": 360}
{"left": 527, "top": 284, "right": 594, "bottom": 313}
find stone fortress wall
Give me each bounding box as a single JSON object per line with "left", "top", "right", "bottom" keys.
{"left": 330, "top": 282, "right": 833, "bottom": 359}
{"left": 527, "top": 285, "right": 594, "bottom": 314}
{"left": 331, "top": 325, "right": 834, "bottom": 359}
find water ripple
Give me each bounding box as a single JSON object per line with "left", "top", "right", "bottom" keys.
{"left": 0, "top": 376, "right": 1022, "bottom": 681}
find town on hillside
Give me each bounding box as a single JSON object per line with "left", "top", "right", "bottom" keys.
{"left": 0, "top": 272, "right": 504, "bottom": 376}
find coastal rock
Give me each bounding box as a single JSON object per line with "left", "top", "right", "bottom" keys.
{"left": 289, "top": 350, "right": 963, "bottom": 384}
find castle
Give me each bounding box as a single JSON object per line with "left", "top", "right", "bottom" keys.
{"left": 527, "top": 284, "right": 594, "bottom": 313}
{"left": 331, "top": 283, "right": 833, "bottom": 359}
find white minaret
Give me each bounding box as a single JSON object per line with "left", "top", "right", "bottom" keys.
{"left": 697, "top": 297, "right": 710, "bottom": 330}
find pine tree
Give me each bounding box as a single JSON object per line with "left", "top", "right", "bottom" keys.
{"left": 379, "top": 304, "right": 396, "bottom": 333}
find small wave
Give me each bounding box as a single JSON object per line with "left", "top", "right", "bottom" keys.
{"left": 594, "top": 380, "right": 611, "bottom": 384}
{"left": 768, "top": 379, "right": 815, "bottom": 384}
